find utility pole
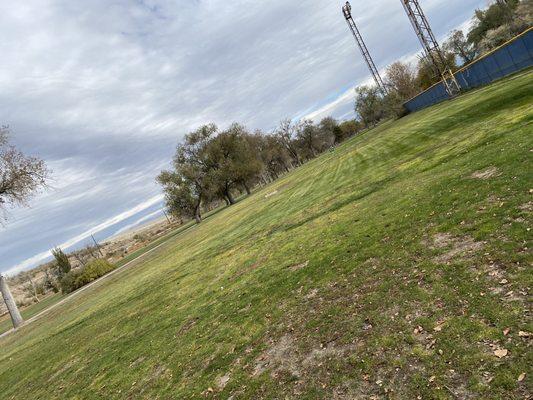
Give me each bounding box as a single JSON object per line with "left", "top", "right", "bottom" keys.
{"left": 342, "top": 1, "right": 388, "bottom": 95}
{"left": 400, "top": 0, "right": 461, "bottom": 96}
{"left": 0, "top": 274, "right": 24, "bottom": 329}
{"left": 91, "top": 234, "right": 104, "bottom": 258}
{"left": 163, "top": 210, "right": 172, "bottom": 225}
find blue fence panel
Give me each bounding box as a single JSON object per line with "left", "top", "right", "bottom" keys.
{"left": 404, "top": 29, "right": 533, "bottom": 113}
{"left": 494, "top": 47, "right": 515, "bottom": 76}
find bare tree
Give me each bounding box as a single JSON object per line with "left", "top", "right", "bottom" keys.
{"left": 383, "top": 62, "right": 421, "bottom": 117}
{"left": 275, "top": 119, "right": 302, "bottom": 167}
{"left": 23, "top": 277, "right": 40, "bottom": 303}
{"left": 385, "top": 62, "right": 420, "bottom": 101}
{"left": 0, "top": 127, "right": 50, "bottom": 221}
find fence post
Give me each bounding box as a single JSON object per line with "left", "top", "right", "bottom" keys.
{"left": 0, "top": 274, "right": 24, "bottom": 329}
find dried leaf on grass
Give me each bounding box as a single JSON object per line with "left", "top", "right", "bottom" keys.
{"left": 493, "top": 348, "right": 508, "bottom": 358}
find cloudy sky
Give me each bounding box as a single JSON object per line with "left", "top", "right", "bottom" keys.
{"left": 0, "top": 0, "right": 486, "bottom": 275}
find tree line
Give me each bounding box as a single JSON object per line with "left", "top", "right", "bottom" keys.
{"left": 158, "top": 1, "right": 531, "bottom": 223}
{"left": 157, "top": 118, "right": 361, "bottom": 223}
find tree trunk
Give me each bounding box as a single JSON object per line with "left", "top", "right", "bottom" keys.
{"left": 0, "top": 275, "right": 24, "bottom": 329}
{"left": 194, "top": 202, "right": 202, "bottom": 224}
{"left": 226, "top": 190, "right": 236, "bottom": 205}
{"left": 243, "top": 183, "right": 251, "bottom": 195}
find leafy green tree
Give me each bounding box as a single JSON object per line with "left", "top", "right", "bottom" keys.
{"left": 443, "top": 30, "right": 477, "bottom": 65}
{"left": 415, "top": 50, "right": 457, "bottom": 90}
{"left": 354, "top": 86, "right": 386, "bottom": 127}
{"left": 158, "top": 124, "right": 217, "bottom": 224}
{"left": 238, "top": 132, "right": 266, "bottom": 194}
{"left": 467, "top": 0, "right": 520, "bottom": 51}
{"left": 158, "top": 171, "right": 202, "bottom": 223}
{"left": 51, "top": 247, "right": 71, "bottom": 276}
{"left": 317, "top": 117, "right": 339, "bottom": 146}
{"left": 204, "top": 123, "right": 262, "bottom": 203}
{"left": 338, "top": 120, "right": 363, "bottom": 138}
{"left": 465, "top": 0, "right": 531, "bottom": 55}
{"left": 444, "top": 0, "right": 531, "bottom": 61}
{"left": 295, "top": 120, "right": 323, "bottom": 160}
{"left": 332, "top": 125, "right": 345, "bottom": 145}
{"left": 157, "top": 116, "right": 366, "bottom": 222}
{"left": 256, "top": 133, "right": 292, "bottom": 181}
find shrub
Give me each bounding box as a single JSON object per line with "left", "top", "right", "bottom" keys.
{"left": 51, "top": 247, "right": 71, "bottom": 276}
{"left": 44, "top": 269, "right": 60, "bottom": 293}
{"left": 59, "top": 269, "right": 82, "bottom": 294}
{"left": 60, "top": 259, "right": 116, "bottom": 294}
{"left": 35, "top": 282, "right": 46, "bottom": 296}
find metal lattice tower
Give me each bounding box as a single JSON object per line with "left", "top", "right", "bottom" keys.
{"left": 400, "top": 0, "right": 461, "bottom": 96}
{"left": 342, "top": 2, "right": 387, "bottom": 95}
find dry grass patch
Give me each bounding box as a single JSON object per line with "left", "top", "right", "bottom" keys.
{"left": 471, "top": 166, "right": 501, "bottom": 180}
{"left": 518, "top": 201, "right": 532, "bottom": 213}
{"left": 253, "top": 334, "right": 299, "bottom": 378}
{"left": 287, "top": 260, "right": 309, "bottom": 271}
{"left": 427, "top": 233, "right": 485, "bottom": 264}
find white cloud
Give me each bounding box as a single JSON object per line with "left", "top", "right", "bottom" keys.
{"left": 3, "top": 194, "right": 163, "bottom": 276}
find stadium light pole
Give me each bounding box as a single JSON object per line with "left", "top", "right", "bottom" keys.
{"left": 400, "top": 0, "right": 461, "bottom": 96}
{"left": 342, "top": 1, "right": 388, "bottom": 95}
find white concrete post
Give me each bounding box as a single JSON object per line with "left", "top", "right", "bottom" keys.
{"left": 0, "top": 274, "right": 24, "bottom": 329}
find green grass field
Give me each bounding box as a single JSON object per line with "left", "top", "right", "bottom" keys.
{"left": 0, "top": 206, "right": 231, "bottom": 336}
{"left": 0, "top": 293, "right": 64, "bottom": 335}
{"left": 0, "top": 70, "right": 531, "bottom": 399}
